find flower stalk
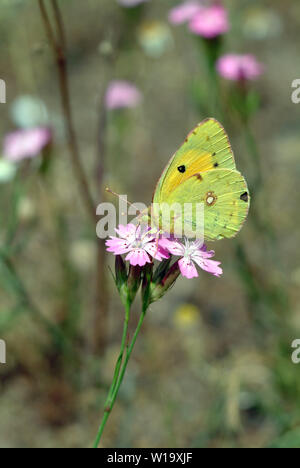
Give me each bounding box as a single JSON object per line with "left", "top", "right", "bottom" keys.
{"left": 39, "top": 0, "right": 111, "bottom": 354}
{"left": 93, "top": 298, "right": 132, "bottom": 448}
{"left": 93, "top": 224, "right": 223, "bottom": 447}
{"left": 38, "top": 0, "right": 96, "bottom": 222}
{"left": 93, "top": 297, "right": 147, "bottom": 448}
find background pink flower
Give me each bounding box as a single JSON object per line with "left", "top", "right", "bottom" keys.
{"left": 216, "top": 54, "right": 264, "bottom": 81}
{"left": 189, "top": 4, "right": 229, "bottom": 39}
{"left": 168, "top": 1, "right": 203, "bottom": 25}
{"left": 3, "top": 127, "right": 51, "bottom": 162}
{"left": 105, "top": 81, "right": 142, "bottom": 110}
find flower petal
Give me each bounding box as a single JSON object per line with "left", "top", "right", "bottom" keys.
{"left": 196, "top": 248, "right": 215, "bottom": 259}
{"left": 159, "top": 238, "right": 185, "bottom": 256}
{"left": 115, "top": 223, "right": 137, "bottom": 238}
{"left": 105, "top": 237, "right": 131, "bottom": 255}
{"left": 144, "top": 242, "right": 170, "bottom": 261}
{"left": 178, "top": 257, "right": 198, "bottom": 279}
{"left": 193, "top": 256, "right": 223, "bottom": 277}
{"left": 125, "top": 249, "right": 151, "bottom": 266}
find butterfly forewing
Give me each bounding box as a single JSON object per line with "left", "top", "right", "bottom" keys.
{"left": 153, "top": 118, "right": 236, "bottom": 204}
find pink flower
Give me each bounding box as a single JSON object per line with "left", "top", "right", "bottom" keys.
{"left": 105, "top": 81, "right": 142, "bottom": 110}
{"left": 3, "top": 127, "right": 51, "bottom": 162}
{"left": 160, "top": 238, "right": 222, "bottom": 279}
{"left": 106, "top": 224, "right": 169, "bottom": 267}
{"left": 216, "top": 54, "right": 264, "bottom": 81}
{"left": 189, "top": 4, "right": 229, "bottom": 39}
{"left": 168, "top": 1, "right": 203, "bottom": 25}
{"left": 117, "top": 0, "right": 148, "bottom": 6}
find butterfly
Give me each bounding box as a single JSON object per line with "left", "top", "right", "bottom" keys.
{"left": 150, "top": 118, "right": 250, "bottom": 241}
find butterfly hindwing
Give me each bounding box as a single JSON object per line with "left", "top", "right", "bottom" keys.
{"left": 164, "top": 168, "right": 250, "bottom": 240}
{"left": 153, "top": 118, "right": 236, "bottom": 204}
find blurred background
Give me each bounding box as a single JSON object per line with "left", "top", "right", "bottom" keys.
{"left": 0, "top": 0, "right": 300, "bottom": 448}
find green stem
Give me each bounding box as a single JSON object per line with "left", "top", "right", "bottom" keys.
{"left": 202, "top": 37, "right": 222, "bottom": 118}
{"left": 92, "top": 299, "right": 130, "bottom": 448}
{"left": 38, "top": 0, "right": 96, "bottom": 223}
{"left": 93, "top": 302, "right": 148, "bottom": 448}
{"left": 107, "top": 301, "right": 130, "bottom": 401}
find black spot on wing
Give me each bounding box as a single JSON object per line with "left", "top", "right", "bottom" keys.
{"left": 240, "top": 192, "right": 249, "bottom": 202}
{"left": 178, "top": 165, "right": 186, "bottom": 173}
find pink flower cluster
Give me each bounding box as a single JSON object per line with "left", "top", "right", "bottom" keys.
{"left": 216, "top": 54, "right": 264, "bottom": 81}
{"left": 169, "top": 3, "right": 264, "bottom": 82}
{"left": 168, "top": 2, "right": 229, "bottom": 39}
{"left": 105, "top": 81, "right": 142, "bottom": 110}
{"left": 3, "top": 127, "right": 51, "bottom": 162}
{"left": 189, "top": 4, "right": 229, "bottom": 39}
{"left": 168, "top": 1, "right": 202, "bottom": 25}
{"left": 106, "top": 224, "right": 222, "bottom": 279}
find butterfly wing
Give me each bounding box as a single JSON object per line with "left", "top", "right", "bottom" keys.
{"left": 153, "top": 118, "right": 236, "bottom": 204}
{"left": 163, "top": 168, "right": 250, "bottom": 240}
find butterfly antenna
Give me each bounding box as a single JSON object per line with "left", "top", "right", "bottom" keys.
{"left": 105, "top": 187, "right": 143, "bottom": 217}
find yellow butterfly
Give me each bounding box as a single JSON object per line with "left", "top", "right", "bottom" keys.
{"left": 151, "top": 118, "right": 250, "bottom": 241}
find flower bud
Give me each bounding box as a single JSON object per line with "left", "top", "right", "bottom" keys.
{"left": 127, "top": 265, "right": 142, "bottom": 305}
{"left": 152, "top": 258, "right": 172, "bottom": 285}
{"left": 115, "top": 255, "right": 128, "bottom": 306}
{"left": 149, "top": 261, "right": 181, "bottom": 303}
{"left": 115, "top": 255, "right": 128, "bottom": 287}
{"left": 141, "top": 263, "right": 153, "bottom": 309}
